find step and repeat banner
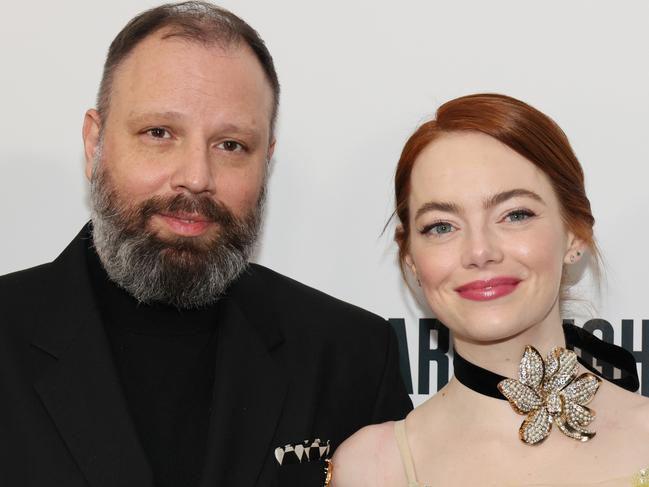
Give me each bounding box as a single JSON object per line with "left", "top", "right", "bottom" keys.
{"left": 1, "top": 1, "right": 648, "bottom": 406}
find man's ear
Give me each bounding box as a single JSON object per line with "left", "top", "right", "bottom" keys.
{"left": 564, "top": 232, "right": 586, "bottom": 265}
{"left": 82, "top": 109, "right": 102, "bottom": 181}
{"left": 267, "top": 138, "right": 276, "bottom": 162}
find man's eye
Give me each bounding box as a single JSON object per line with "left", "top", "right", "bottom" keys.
{"left": 146, "top": 128, "right": 171, "bottom": 139}
{"left": 504, "top": 209, "right": 535, "bottom": 223}
{"left": 421, "top": 221, "right": 456, "bottom": 236}
{"left": 218, "top": 140, "right": 245, "bottom": 152}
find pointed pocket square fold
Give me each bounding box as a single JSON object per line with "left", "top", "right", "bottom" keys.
{"left": 274, "top": 438, "right": 330, "bottom": 466}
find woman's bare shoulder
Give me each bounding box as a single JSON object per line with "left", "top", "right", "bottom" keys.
{"left": 331, "top": 421, "right": 406, "bottom": 487}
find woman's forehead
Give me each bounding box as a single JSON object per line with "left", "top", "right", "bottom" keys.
{"left": 409, "top": 132, "right": 556, "bottom": 206}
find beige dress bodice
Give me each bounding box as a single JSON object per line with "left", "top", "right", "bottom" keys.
{"left": 393, "top": 420, "right": 648, "bottom": 487}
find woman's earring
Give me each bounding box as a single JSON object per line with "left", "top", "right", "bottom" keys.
{"left": 569, "top": 251, "right": 582, "bottom": 263}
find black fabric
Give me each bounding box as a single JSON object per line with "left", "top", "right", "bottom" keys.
{"left": 453, "top": 323, "right": 640, "bottom": 400}
{"left": 453, "top": 351, "right": 507, "bottom": 400}
{"left": 0, "top": 225, "right": 413, "bottom": 487}
{"left": 563, "top": 322, "right": 640, "bottom": 392}
{"left": 86, "top": 245, "right": 219, "bottom": 487}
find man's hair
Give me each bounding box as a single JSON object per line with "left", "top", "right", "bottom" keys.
{"left": 97, "top": 1, "right": 280, "bottom": 135}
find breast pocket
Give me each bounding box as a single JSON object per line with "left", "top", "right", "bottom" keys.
{"left": 273, "top": 461, "right": 326, "bottom": 487}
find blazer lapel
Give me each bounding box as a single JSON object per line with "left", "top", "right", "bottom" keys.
{"left": 200, "top": 269, "right": 288, "bottom": 487}
{"left": 32, "top": 230, "right": 152, "bottom": 487}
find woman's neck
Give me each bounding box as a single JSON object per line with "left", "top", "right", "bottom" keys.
{"left": 452, "top": 308, "right": 566, "bottom": 380}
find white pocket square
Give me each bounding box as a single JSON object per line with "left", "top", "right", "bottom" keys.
{"left": 274, "top": 438, "right": 331, "bottom": 466}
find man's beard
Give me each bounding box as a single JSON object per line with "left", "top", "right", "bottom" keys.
{"left": 89, "top": 154, "right": 264, "bottom": 309}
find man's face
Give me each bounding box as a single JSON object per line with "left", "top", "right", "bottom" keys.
{"left": 88, "top": 31, "right": 274, "bottom": 241}
{"left": 83, "top": 31, "right": 275, "bottom": 307}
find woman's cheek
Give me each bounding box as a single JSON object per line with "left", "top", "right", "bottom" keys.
{"left": 413, "top": 244, "right": 457, "bottom": 292}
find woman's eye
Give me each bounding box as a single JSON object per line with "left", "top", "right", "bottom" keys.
{"left": 218, "top": 140, "right": 245, "bottom": 152}
{"left": 504, "top": 209, "right": 535, "bottom": 223}
{"left": 422, "top": 222, "right": 456, "bottom": 236}
{"left": 146, "top": 128, "right": 171, "bottom": 139}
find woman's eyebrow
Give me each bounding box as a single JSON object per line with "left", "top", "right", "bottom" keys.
{"left": 484, "top": 188, "right": 545, "bottom": 209}
{"left": 414, "top": 200, "right": 460, "bottom": 219}
{"left": 414, "top": 188, "right": 545, "bottom": 220}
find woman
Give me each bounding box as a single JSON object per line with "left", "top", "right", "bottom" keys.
{"left": 331, "top": 94, "right": 649, "bottom": 486}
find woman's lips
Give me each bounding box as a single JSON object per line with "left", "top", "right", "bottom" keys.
{"left": 455, "top": 277, "right": 521, "bottom": 301}
{"left": 157, "top": 213, "right": 213, "bottom": 237}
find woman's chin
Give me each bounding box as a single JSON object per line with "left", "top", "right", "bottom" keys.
{"left": 450, "top": 316, "right": 534, "bottom": 346}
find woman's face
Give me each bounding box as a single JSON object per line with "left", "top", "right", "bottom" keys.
{"left": 405, "top": 131, "right": 582, "bottom": 343}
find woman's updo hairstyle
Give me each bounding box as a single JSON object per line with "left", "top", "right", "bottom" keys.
{"left": 394, "top": 93, "right": 597, "bottom": 278}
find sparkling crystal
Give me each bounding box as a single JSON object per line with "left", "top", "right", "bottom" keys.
{"left": 520, "top": 406, "right": 551, "bottom": 444}
{"left": 544, "top": 349, "right": 559, "bottom": 377}
{"left": 555, "top": 414, "right": 595, "bottom": 442}
{"left": 546, "top": 392, "right": 561, "bottom": 414}
{"left": 500, "top": 345, "right": 600, "bottom": 445}
{"left": 543, "top": 348, "right": 578, "bottom": 394}
{"left": 564, "top": 402, "right": 595, "bottom": 428}
{"left": 519, "top": 346, "right": 544, "bottom": 389}
{"left": 561, "top": 373, "right": 601, "bottom": 405}
{"left": 635, "top": 468, "right": 649, "bottom": 486}
{"left": 498, "top": 379, "right": 542, "bottom": 413}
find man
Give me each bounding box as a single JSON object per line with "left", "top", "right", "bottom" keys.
{"left": 0, "top": 2, "right": 411, "bottom": 486}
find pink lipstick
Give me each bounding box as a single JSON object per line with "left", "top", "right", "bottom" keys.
{"left": 455, "top": 277, "right": 521, "bottom": 301}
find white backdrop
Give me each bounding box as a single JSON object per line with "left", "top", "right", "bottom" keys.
{"left": 1, "top": 0, "right": 648, "bottom": 405}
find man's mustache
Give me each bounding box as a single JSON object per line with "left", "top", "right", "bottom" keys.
{"left": 139, "top": 194, "right": 237, "bottom": 227}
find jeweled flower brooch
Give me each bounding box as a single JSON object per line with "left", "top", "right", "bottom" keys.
{"left": 497, "top": 346, "right": 601, "bottom": 445}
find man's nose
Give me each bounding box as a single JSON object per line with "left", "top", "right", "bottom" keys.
{"left": 169, "top": 140, "right": 215, "bottom": 195}
{"left": 460, "top": 225, "right": 504, "bottom": 269}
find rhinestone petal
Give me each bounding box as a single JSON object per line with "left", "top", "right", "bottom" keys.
{"left": 563, "top": 402, "right": 595, "bottom": 428}
{"left": 543, "top": 348, "right": 578, "bottom": 394}
{"left": 518, "top": 346, "right": 544, "bottom": 389}
{"left": 561, "top": 373, "right": 601, "bottom": 405}
{"left": 498, "top": 379, "right": 543, "bottom": 414}
{"left": 555, "top": 414, "right": 596, "bottom": 442}
{"left": 520, "top": 406, "right": 551, "bottom": 444}
{"left": 545, "top": 349, "right": 559, "bottom": 377}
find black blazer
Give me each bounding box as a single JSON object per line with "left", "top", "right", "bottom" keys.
{"left": 0, "top": 228, "right": 412, "bottom": 486}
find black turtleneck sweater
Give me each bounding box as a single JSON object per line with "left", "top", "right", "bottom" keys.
{"left": 86, "top": 244, "right": 219, "bottom": 487}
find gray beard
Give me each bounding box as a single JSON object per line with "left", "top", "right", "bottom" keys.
{"left": 89, "top": 160, "right": 264, "bottom": 309}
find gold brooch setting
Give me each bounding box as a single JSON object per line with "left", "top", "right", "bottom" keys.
{"left": 497, "top": 346, "right": 601, "bottom": 445}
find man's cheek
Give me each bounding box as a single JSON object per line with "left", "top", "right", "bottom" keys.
{"left": 219, "top": 183, "right": 263, "bottom": 215}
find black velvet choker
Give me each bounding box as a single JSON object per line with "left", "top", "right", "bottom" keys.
{"left": 452, "top": 322, "right": 639, "bottom": 400}
{"left": 453, "top": 350, "right": 508, "bottom": 400}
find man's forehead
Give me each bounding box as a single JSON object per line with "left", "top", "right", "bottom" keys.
{"left": 118, "top": 29, "right": 247, "bottom": 73}
{"left": 109, "top": 33, "right": 270, "bottom": 104}
{"left": 100, "top": 30, "right": 274, "bottom": 141}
